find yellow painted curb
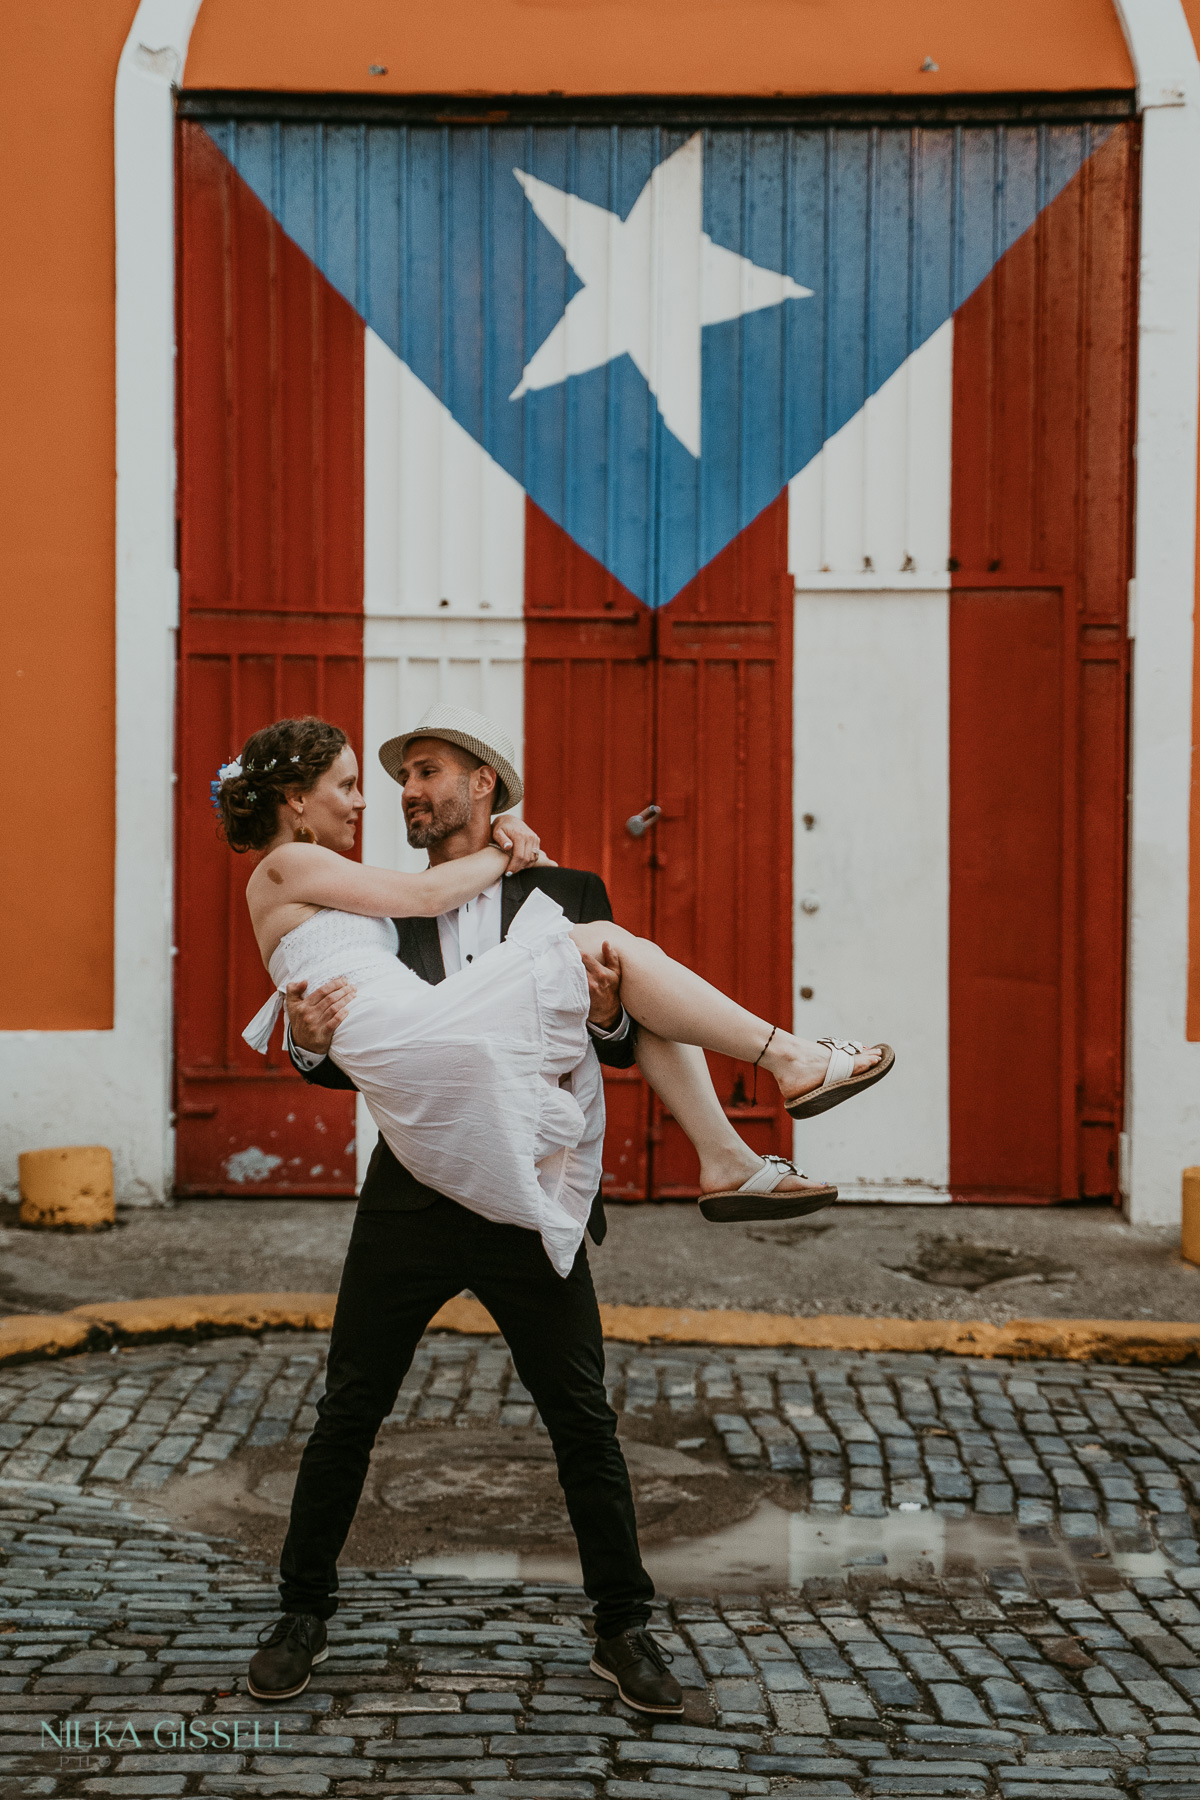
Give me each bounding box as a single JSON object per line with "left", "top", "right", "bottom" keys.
{"left": 70, "top": 1294, "right": 338, "bottom": 1336}
{"left": 595, "top": 1308, "right": 1200, "bottom": 1364}
{"left": 0, "top": 1313, "right": 95, "bottom": 1363}
{"left": 0, "top": 1293, "right": 1198, "bottom": 1368}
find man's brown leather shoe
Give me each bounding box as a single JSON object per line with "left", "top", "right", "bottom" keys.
{"left": 247, "top": 1612, "right": 328, "bottom": 1701}
{"left": 590, "top": 1627, "right": 684, "bottom": 1714}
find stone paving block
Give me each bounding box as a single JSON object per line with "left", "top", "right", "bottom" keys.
{"left": 930, "top": 1684, "right": 993, "bottom": 1726}
{"left": 1037, "top": 1691, "right": 1098, "bottom": 1731}
{"left": 473, "top": 1784, "right": 600, "bottom": 1798}
{"left": 617, "top": 1737, "right": 740, "bottom": 1767}
{"left": 770, "top": 1694, "right": 831, "bottom": 1735}
{"left": 605, "top": 1786, "right": 735, "bottom": 1800}
{"left": 870, "top": 1779, "right": 987, "bottom": 1795}
{"left": 82, "top": 1780, "right": 189, "bottom": 1796}
{"left": 1092, "top": 1697, "right": 1152, "bottom": 1733}
{"left": 197, "top": 1779, "right": 331, "bottom": 1796}
{"left": 817, "top": 1680, "right": 878, "bottom": 1719}
{"left": 865, "top": 1670, "right": 921, "bottom": 1709}
{"left": 983, "top": 1677, "right": 1040, "bottom": 1719}
{"left": 995, "top": 1787, "right": 1116, "bottom": 1800}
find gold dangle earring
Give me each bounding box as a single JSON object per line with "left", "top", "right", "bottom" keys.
{"left": 293, "top": 808, "right": 317, "bottom": 845}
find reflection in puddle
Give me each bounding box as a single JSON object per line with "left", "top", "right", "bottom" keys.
{"left": 412, "top": 1502, "right": 1173, "bottom": 1593}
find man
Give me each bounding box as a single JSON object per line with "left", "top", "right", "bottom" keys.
{"left": 246, "top": 704, "right": 683, "bottom": 1719}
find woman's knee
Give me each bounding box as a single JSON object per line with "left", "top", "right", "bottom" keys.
{"left": 571, "top": 921, "right": 648, "bottom": 962}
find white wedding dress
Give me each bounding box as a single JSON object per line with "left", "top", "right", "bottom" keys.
{"left": 243, "top": 889, "right": 605, "bottom": 1278}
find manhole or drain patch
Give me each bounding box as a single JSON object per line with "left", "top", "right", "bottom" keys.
{"left": 884, "top": 1233, "right": 1075, "bottom": 1291}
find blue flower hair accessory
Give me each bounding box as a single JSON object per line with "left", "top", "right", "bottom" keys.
{"left": 210, "top": 757, "right": 246, "bottom": 815}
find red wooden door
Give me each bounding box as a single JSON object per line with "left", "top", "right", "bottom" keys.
{"left": 649, "top": 496, "right": 794, "bottom": 1193}
{"left": 523, "top": 500, "right": 657, "bottom": 1198}
{"left": 524, "top": 496, "right": 793, "bottom": 1199}
{"left": 948, "top": 124, "right": 1136, "bottom": 1201}
{"left": 174, "top": 122, "right": 365, "bottom": 1195}
{"left": 949, "top": 581, "right": 1075, "bottom": 1199}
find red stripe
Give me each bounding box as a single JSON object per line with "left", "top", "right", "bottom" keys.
{"left": 524, "top": 496, "right": 793, "bottom": 1200}
{"left": 174, "top": 122, "right": 364, "bottom": 1197}
{"left": 948, "top": 123, "right": 1137, "bottom": 1202}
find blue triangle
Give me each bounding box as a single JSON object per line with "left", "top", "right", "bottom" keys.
{"left": 205, "top": 118, "right": 1107, "bottom": 607}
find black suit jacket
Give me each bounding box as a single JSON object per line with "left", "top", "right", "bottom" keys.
{"left": 290, "top": 866, "right": 635, "bottom": 1244}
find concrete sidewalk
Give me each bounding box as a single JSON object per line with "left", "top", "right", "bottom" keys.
{"left": 2, "top": 1196, "right": 1198, "bottom": 1325}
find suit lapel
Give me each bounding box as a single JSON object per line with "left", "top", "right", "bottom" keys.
{"left": 398, "top": 865, "right": 533, "bottom": 976}
{"left": 395, "top": 916, "right": 446, "bottom": 986}
{"left": 500, "top": 870, "right": 529, "bottom": 943}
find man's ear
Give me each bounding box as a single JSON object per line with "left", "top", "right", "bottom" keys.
{"left": 474, "top": 764, "right": 498, "bottom": 806}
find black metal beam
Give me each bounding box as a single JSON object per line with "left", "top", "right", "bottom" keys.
{"left": 177, "top": 88, "right": 1137, "bottom": 129}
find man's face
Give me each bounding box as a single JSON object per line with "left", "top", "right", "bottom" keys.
{"left": 398, "top": 738, "right": 480, "bottom": 848}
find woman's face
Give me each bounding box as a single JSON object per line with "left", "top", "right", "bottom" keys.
{"left": 288, "top": 745, "right": 365, "bottom": 852}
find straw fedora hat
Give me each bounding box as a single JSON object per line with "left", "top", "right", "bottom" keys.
{"left": 378, "top": 704, "right": 524, "bottom": 815}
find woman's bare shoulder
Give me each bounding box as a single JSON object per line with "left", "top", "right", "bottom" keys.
{"left": 246, "top": 846, "right": 341, "bottom": 927}
{"left": 248, "top": 842, "right": 339, "bottom": 888}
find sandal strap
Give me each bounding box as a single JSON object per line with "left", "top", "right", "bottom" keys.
{"left": 816, "top": 1037, "right": 863, "bottom": 1091}
{"left": 737, "top": 1154, "right": 806, "bottom": 1196}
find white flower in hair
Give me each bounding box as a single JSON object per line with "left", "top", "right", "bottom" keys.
{"left": 217, "top": 759, "right": 243, "bottom": 785}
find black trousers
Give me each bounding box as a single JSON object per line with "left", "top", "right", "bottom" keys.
{"left": 279, "top": 1199, "right": 655, "bottom": 1639}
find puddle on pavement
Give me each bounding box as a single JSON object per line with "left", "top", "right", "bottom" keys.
{"left": 881, "top": 1233, "right": 1075, "bottom": 1292}
{"left": 413, "top": 1501, "right": 1172, "bottom": 1594}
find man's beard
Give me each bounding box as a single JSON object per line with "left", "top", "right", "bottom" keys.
{"left": 404, "top": 780, "right": 472, "bottom": 849}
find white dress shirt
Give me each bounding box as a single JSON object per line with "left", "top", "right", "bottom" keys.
{"left": 436, "top": 878, "right": 504, "bottom": 973}
{"left": 289, "top": 877, "right": 629, "bottom": 1068}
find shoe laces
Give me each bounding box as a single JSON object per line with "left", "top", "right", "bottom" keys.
{"left": 628, "top": 1628, "right": 673, "bottom": 1673}
{"left": 257, "top": 1612, "right": 318, "bottom": 1650}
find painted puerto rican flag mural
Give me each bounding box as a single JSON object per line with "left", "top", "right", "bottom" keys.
{"left": 175, "top": 113, "right": 1136, "bottom": 1203}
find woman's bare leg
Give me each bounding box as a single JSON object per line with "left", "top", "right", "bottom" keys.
{"left": 634, "top": 1032, "right": 757, "bottom": 1192}
{"left": 634, "top": 1032, "right": 831, "bottom": 1196}
{"left": 570, "top": 922, "right": 882, "bottom": 1106}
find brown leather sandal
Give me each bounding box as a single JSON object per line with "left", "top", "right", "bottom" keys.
{"left": 785, "top": 1038, "right": 895, "bottom": 1120}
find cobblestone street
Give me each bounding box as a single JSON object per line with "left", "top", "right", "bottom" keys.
{"left": 6, "top": 1335, "right": 1200, "bottom": 1797}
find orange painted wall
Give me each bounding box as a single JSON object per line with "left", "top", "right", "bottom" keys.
{"left": 184, "top": 0, "right": 1133, "bottom": 97}
{"left": 0, "top": 0, "right": 139, "bottom": 1030}
{"left": 0, "top": 0, "right": 1139, "bottom": 1035}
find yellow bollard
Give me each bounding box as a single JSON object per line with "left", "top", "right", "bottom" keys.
{"left": 17, "top": 1147, "right": 115, "bottom": 1231}
{"left": 1183, "top": 1168, "right": 1200, "bottom": 1267}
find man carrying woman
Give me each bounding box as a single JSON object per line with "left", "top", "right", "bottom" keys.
{"left": 216, "top": 706, "right": 891, "bottom": 1710}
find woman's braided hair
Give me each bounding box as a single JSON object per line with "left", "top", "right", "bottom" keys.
{"left": 216, "top": 716, "right": 348, "bottom": 853}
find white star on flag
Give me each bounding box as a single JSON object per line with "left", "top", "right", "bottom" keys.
{"left": 510, "top": 133, "right": 812, "bottom": 458}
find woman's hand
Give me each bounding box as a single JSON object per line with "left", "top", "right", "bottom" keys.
{"left": 492, "top": 813, "right": 547, "bottom": 872}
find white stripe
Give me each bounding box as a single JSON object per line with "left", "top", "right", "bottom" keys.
{"left": 359, "top": 331, "right": 528, "bottom": 1186}
{"left": 1112, "top": 0, "right": 1200, "bottom": 1224}
{"left": 788, "top": 322, "right": 953, "bottom": 1195}
{"left": 788, "top": 321, "right": 952, "bottom": 588}
{"left": 364, "top": 329, "right": 525, "bottom": 619}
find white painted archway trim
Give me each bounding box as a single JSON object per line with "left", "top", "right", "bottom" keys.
{"left": 111, "top": 0, "right": 204, "bottom": 1199}
{"left": 1113, "top": 0, "right": 1200, "bottom": 1222}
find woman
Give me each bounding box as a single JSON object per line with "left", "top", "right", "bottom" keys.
{"left": 221, "top": 716, "right": 892, "bottom": 1278}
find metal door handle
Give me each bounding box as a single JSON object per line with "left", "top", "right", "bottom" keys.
{"left": 626, "top": 804, "right": 662, "bottom": 838}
